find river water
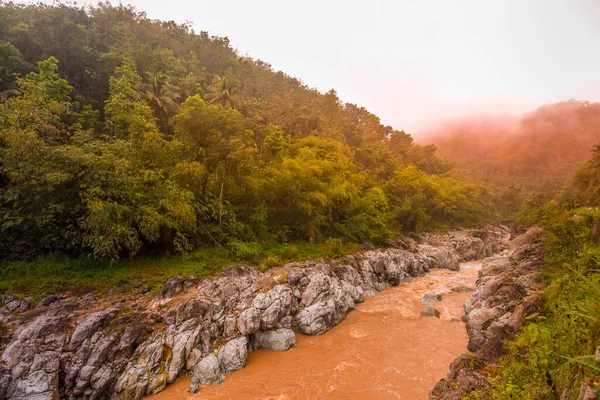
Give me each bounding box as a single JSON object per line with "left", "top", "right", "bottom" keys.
{"left": 148, "top": 261, "right": 481, "bottom": 400}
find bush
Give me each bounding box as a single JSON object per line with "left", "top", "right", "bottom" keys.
{"left": 326, "top": 238, "right": 344, "bottom": 259}
{"left": 226, "top": 240, "right": 259, "bottom": 262}
{"left": 260, "top": 255, "right": 282, "bottom": 271}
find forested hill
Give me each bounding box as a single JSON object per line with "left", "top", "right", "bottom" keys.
{"left": 0, "top": 2, "right": 494, "bottom": 261}
{"left": 421, "top": 100, "right": 600, "bottom": 198}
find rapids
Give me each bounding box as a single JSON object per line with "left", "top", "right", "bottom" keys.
{"left": 147, "top": 261, "right": 481, "bottom": 400}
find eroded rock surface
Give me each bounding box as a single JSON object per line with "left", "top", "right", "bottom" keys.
{"left": 430, "top": 227, "right": 544, "bottom": 400}
{"left": 0, "top": 225, "right": 510, "bottom": 400}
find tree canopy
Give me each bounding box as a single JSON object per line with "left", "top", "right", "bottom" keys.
{"left": 0, "top": 2, "right": 494, "bottom": 261}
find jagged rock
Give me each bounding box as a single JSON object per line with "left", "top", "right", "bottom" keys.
{"left": 6, "top": 299, "right": 20, "bottom": 312}
{"left": 114, "top": 334, "right": 166, "bottom": 399}
{"left": 176, "top": 298, "right": 212, "bottom": 325}
{"left": 296, "top": 299, "right": 337, "bottom": 335}
{"left": 218, "top": 337, "right": 248, "bottom": 373}
{"left": 238, "top": 307, "right": 261, "bottom": 336}
{"left": 188, "top": 354, "right": 224, "bottom": 393}
{"left": 254, "top": 285, "right": 296, "bottom": 330}
{"left": 224, "top": 264, "right": 255, "bottom": 277}
{"left": 2, "top": 313, "right": 68, "bottom": 400}
{"left": 224, "top": 315, "right": 237, "bottom": 338}
{"left": 419, "top": 245, "right": 461, "bottom": 271}
{"left": 431, "top": 227, "right": 541, "bottom": 399}
{"left": 0, "top": 225, "right": 511, "bottom": 400}
{"left": 423, "top": 293, "right": 442, "bottom": 302}
{"left": 251, "top": 329, "right": 296, "bottom": 351}
{"left": 420, "top": 305, "right": 441, "bottom": 318}
{"left": 19, "top": 297, "right": 32, "bottom": 311}
{"left": 40, "top": 294, "right": 58, "bottom": 307}
{"left": 69, "top": 307, "right": 119, "bottom": 351}
{"left": 153, "top": 276, "right": 185, "bottom": 306}
{"left": 274, "top": 315, "right": 291, "bottom": 329}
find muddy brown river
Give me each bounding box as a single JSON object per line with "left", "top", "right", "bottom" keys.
{"left": 147, "top": 261, "right": 481, "bottom": 400}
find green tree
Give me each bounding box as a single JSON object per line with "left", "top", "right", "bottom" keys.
{"left": 0, "top": 40, "right": 31, "bottom": 95}
{"left": 104, "top": 58, "right": 157, "bottom": 139}
{"left": 1, "top": 57, "right": 74, "bottom": 144}
{"left": 204, "top": 73, "right": 240, "bottom": 109}
{"left": 139, "top": 71, "right": 180, "bottom": 134}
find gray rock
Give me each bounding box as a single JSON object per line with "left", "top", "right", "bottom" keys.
{"left": 69, "top": 307, "right": 119, "bottom": 351}
{"left": 420, "top": 305, "right": 441, "bottom": 318}
{"left": 295, "top": 299, "right": 336, "bottom": 335}
{"left": 251, "top": 329, "right": 296, "bottom": 351}
{"left": 423, "top": 293, "right": 442, "bottom": 302}
{"left": 6, "top": 299, "right": 20, "bottom": 312}
{"left": 19, "top": 297, "right": 32, "bottom": 311}
{"left": 153, "top": 276, "right": 185, "bottom": 306}
{"left": 237, "top": 307, "right": 261, "bottom": 336}
{"left": 218, "top": 337, "right": 248, "bottom": 373}
{"left": 188, "top": 354, "right": 224, "bottom": 393}
{"left": 275, "top": 316, "right": 293, "bottom": 329}
{"left": 224, "top": 315, "right": 237, "bottom": 338}
{"left": 40, "top": 295, "right": 58, "bottom": 307}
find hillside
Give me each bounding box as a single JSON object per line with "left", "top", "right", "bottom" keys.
{"left": 422, "top": 100, "right": 600, "bottom": 198}
{"left": 0, "top": 2, "right": 494, "bottom": 263}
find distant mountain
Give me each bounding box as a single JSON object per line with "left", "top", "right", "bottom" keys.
{"left": 421, "top": 100, "right": 600, "bottom": 194}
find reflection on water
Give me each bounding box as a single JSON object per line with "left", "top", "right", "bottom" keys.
{"left": 147, "top": 261, "right": 481, "bottom": 400}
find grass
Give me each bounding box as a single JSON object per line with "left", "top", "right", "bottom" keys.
{"left": 0, "top": 240, "right": 362, "bottom": 299}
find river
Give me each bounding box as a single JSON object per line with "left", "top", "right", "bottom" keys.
{"left": 147, "top": 260, "right": 480, "bottom": 400}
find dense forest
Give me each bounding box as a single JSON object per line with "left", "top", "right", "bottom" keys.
{"left": 422, "top": 101, "right": 600, "bottom": 214}
{"left": 0, "top": 2, "right": 495, "bottom": 262}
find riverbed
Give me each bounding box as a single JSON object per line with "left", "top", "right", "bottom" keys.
{"left": 148, "top": 261, "right": 481, "bottom": 400}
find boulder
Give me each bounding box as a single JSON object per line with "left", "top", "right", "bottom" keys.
{"left": 295, "top": 299, "right": 336, "bottom": 335}
{"left": 69, "top": 307, "right": 119, "bottom": 351}
{"left": 218, "top": 337, "right": 248, "bottom": 373}
{"left": 251, "top": 329, "right": 296, "bottom": 351}
{"left": 423, "top": 293, "right": 442, "bottom": 302}
{"left": 420, "top": 305, "right": 441, "bottom": 318}
{"left": 237, "top": 307, "right": 261, "bottom": 336}
{"left": 188, "top": 354, "right": 224, "bottom": 393}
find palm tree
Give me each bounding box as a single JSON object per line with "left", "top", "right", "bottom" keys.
{"left": 139, "top": 72, "right": 180, "bottom": 134}
{"left": 204, "top": 74, "right": 240, "bottom": 109}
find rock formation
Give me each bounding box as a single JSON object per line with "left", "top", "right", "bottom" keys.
{"left": 430, "top": 227, "right": 544, "bottom": 399}
{"left": 0, "top": 225, "right": 510, "bottom": 399}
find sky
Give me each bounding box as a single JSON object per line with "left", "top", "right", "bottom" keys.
{"left": 24, "top": 0, "right": 600, "bottom": 134}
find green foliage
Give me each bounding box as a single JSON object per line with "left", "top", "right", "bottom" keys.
{"left": 573, "top": 145, "right": 600, "bottom": 206}
{"left": 326, "top": 238, "right": 344, "bottom": 259}
{"left": 0, "top": 2, "right": 494, "bottom": 267}
{"left": 226, "top": 240, "right": 259, "bottom": 262}
{"left": 491, "top": 206, "right": 600, "bottom": 399}
{"left": 104, "top": 58, "right": 157, "bottom": 139}
{"left": 0, "top": 40, "right": 31, "bottom": 93}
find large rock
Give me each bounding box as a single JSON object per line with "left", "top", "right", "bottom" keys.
{"left": 69, "top": 307, "right": 119, "bottom": 351}
{"left": 218, "top": 337, "right": 248, "bottom": 373}
{"left": 237, "top": 307, "right": 261, "bottom": 336}
{"left": 251, "top": 329, "right": 296, "bottom": 351}
{"left": 1, "top": 312, "right": 69, "bottom": 400}
{"left": 188, "top": 354, "right": 224, "bottom": 393}
{"left": 420, "top": 305, "right": 441, "bottom": 318}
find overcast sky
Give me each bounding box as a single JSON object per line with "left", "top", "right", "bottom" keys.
{"left": 25, "top": 0, "right": 600, "bottom": 134}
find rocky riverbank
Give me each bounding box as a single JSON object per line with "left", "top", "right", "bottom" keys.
{"left": 0, "top": 225, "right": 510, "bottom": 400}
{"left": 430, "top": 227, "right": 545, "bottom": 399}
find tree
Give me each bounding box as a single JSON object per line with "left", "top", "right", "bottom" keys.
{"left": 104, "top": 58, "right": 157, "bottom": 139}
{"left": 139, "top": 71, "right": 180, "bottom": 134}
{"left": 1, "top": 57, "right": 74, "bottom": 144}
{"left": 0, "top": 41, "right": 31, "bottom": 96}
{"left": 204, "top": 73, "right": 240, "bottom": 109}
